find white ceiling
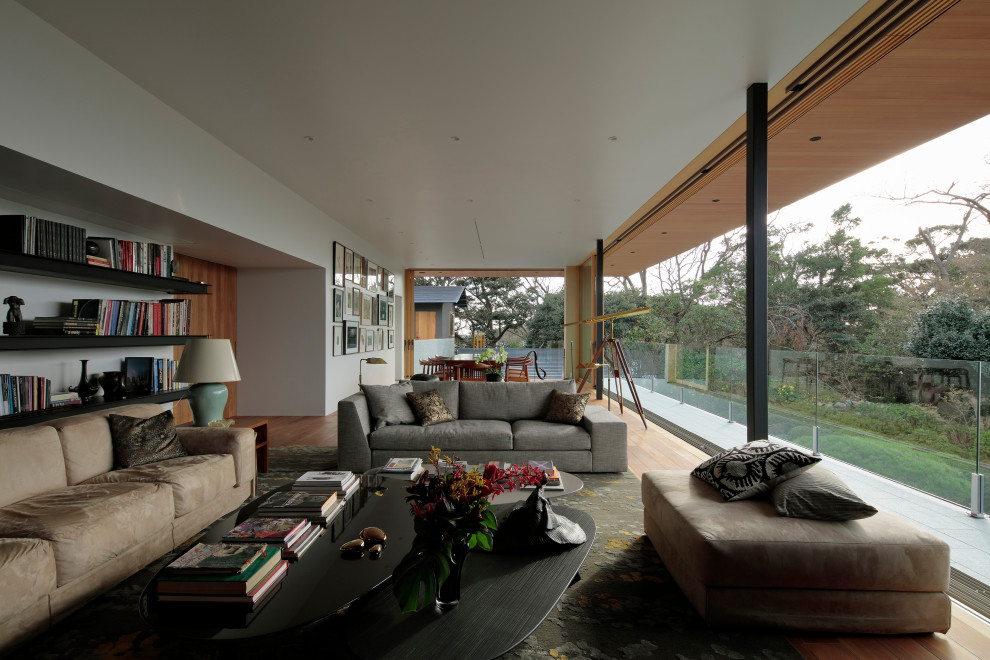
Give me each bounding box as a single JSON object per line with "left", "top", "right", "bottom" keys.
{"left": 19, "top": 0, "right": 866, "bottom": 271}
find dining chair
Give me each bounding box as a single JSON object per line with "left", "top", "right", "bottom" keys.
{"left": 504, "top": 356, "right": 533, "bottom": 382}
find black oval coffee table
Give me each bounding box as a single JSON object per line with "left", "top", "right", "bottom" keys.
{"left": 139, "top": 469, "right": 588, "bottom": 643}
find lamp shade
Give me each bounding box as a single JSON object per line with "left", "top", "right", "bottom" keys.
{"left": 175, "top": 338, "right": 241, "bottom": 383}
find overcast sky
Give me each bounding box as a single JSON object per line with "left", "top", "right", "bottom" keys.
{"left": 774, "top": 112, "right": 990, "bottom": 249}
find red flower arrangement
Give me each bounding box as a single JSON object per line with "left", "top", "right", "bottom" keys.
{"left": 392, "top": 447, "right": 545, "bottom": 612}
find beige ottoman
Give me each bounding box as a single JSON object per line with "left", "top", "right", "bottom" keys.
{"left": 641, "top": 470, "right": 951, "bottom": 634}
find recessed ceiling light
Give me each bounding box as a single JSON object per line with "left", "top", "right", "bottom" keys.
{"left": 712, "top": 199, "right": 720, "bottom": 203}
{"left": 809, "top": 136, "right": 822, "bottom": 142}
{"left": 661, "top": 231, "right": 668, "bottom": 235}
{"left": 607, "top": 136, "right": 618, "bottom": 141}
{"left": 303, "top": 136, "right": 314, "bottom": 141}
{"left": 451, "top": 136, "right": 460, "bottom": 141}
{"left": 630, "top": 251, "right": 636, "bottom": 254}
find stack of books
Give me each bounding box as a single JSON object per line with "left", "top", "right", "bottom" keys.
{"left": 255, "top": 491, "right": 343, "bottom": 528}
{"left": 381, "top": 457, "right": 424, "bottom": 477}
{"left": 30, "top": 316, "right": 98, "bottom": 335}
{"left": 49, "top": 392, "right": 81, "bottom": 408}
{"left": 293, "top": 470, "right": 360, "bottom": 499}
{"left": 521, "top": 460, "right": 564, "bottom": 490}
{"left": 155, "top": 543, "right": 287, "bottom": 613}
{"left": 0, "top": 214, "right": 87, "bottom": 263}
{"left": 221, "top": 517, "right": 322, "bottom": 561}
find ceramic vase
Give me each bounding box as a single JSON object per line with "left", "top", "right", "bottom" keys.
{"left": 99, "top": 371, "right": 123, "bottom": 400}
{"left": 436, "top": 540, "right": 470, "bottom": 610}
{"left": 74, "top": 360, "right": 100, "bottom": 400}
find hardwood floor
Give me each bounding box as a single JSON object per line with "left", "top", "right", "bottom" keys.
{"left": 261, "top": 399, "right": 990, "bottom": 659}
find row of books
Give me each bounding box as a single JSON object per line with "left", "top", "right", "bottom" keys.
{"left": 154, "top": 484, "right": 353, "bottom": 614}
{"left": 0, "top": 214, "right": 177, "bottom": 278}
{"left": 0, "top": 214, "right": 87, "bottom": 263}
{"left": 86, "top": 236, "right": 174, "bottom": 277}
{"left": 72, "top": 298, "right": 191, "bottom": 336}
{"left": 0, "top": 375, "right": 52, "bottom": 415}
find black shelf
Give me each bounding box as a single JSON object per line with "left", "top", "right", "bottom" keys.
{"left": 0, "top": 251, "right": 208, "bottom": 294}
{"left": 0, "top": 389, "right": 189, "bottom": 430}
{"left": 0, "top": 334, "right": 205, "bottom": 351}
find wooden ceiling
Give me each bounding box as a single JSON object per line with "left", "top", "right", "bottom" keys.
{"left": 602, "top": 0, "right": 990, "bottom": 276}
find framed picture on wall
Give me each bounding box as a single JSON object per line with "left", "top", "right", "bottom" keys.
{"left": 367, "top": 261, "right": 379, "bottom": 293}
{"left": 371, "top": 295, "right": 379, "bottom": 326}
{"left": 387, "top": 303, "right": 393, "bottom": 328}
{"left": 378, "top": 295, "right": 388, "bottom": 325}
{"left": 351, "top": 288, "right": 362, "bottom": 319}
{"left": 361, "top": 293, "right": 373, "bottom": 325}
{"left": 356, "top": 255, "right": 367, "bottom": 288}
{"left": 358, "top": 327, "right": 367, "bottom": 352}
{"left": 333, "top": 242, "right": 345, "bottom": 287}
{"left": 332, "top": 325, "right": 343, "bottom": 356}
{"left": 344, "top": 321, "right": 359, "bottom": 354}
{"left": 388, "top": 330, "right": 394, "bottom": 349}
{"left": 344, "top": 247, "right": 354, "bottom": 282}
{"left": 387, "top": 271, "right": 395, "bottom": 298}
{"left": 333, "top": 287, "right": 343, "bottom": 322}
{"left": 376, "top": 329, "right": 384, "bottom": 351}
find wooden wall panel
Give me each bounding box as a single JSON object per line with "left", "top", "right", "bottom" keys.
{"left": 171, "top": 255, "right": 238, "bottom": 425}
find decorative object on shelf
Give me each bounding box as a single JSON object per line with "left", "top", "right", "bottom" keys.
{"left": 174, "top": 338, "right": 241, "bottom": 427}
{"left": 477, "top": 345, "right": 508, "bottom": 381}
{"left": 359, "top": 357, "right": 387, "bottom": 385}
{"left": 392, "top": 447, "right": 543, "bottom": 612}
{"left": 3, "top": 295, "right": 26, "bottom": 335}
{"left": 98, "top": 370, "right": 124, "bottom": 400}
{"left": 72, "top": 359, "right": 100, "bottom": 400}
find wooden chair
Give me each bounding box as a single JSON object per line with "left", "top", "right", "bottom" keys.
{"left": 504, "top": 356, "right": 533, "bottom": 382}
{"left": 457, "top": 363, "right": 488, "bottom": 381}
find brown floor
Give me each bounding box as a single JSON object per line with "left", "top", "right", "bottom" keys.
{"left": 247, "top": 400, "right": 990, "bottom": 659}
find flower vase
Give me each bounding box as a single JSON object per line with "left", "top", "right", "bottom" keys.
{"left": 485, "top": 372, "right": 503, "bottom": 382}
{"left": 436, "top": 540, "right": 470, "bottom": 610}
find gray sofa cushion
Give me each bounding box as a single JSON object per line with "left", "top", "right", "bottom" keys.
{"left": 512, "top": 420, "right": 591, "bottom": 451}
{"left": 361, "top": 382, "right": 415, "bottom": 430}
{"left": 772, "top": 466, "right": 878, "bottom": 521}
{"left": 459, "top": 380, "right": 577, "bottom": 422}
{"left": 410, "top": 380, "right": 459, "bottom": 420}
{"left": 369, "top": 420, "right": 513, "bottom": 452}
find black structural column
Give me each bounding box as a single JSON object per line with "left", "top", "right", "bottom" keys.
{"left": 746, "top": 82, "right": 769, "bottom": 442}
{"left": 595, "top": 239, "right": 604, "bottom": 399}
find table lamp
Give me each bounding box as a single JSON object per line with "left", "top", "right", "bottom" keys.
{"left": 175, "top": 338, "right": 242, "bottom": 427}
{"left": 360, "top": 357, "right": 387, "bottom": 385}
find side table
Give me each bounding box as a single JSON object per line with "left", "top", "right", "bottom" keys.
{"left": 230, "top": 416, "right": 270, "bottom": 473}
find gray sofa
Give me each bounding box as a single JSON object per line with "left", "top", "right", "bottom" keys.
{"left": 337, "top": 379, "right": 627, "bottom": 473}
{"left": 0, "top": 403, "right": 256, "bottom": 652}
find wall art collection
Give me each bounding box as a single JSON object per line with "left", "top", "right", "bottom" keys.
{"left": 331, "top": 241, "right": 395, "bottom": 356}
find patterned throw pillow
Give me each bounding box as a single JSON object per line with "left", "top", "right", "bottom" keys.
{"left": 544, "top": 389, "right": 591, "bottom": 425}
{"left": 405, "top": 389, "right": 454, "bottom": 427}
{"left": 771, "top": 466, "right": 878, "bottom": 521}
{"left": 108, "top": 410, "right": 189, "bottom": 469}
{"left": 690, "top": 439, "right": 820, "bottom": 501}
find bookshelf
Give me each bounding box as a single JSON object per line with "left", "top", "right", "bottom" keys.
{"left": 0, "top": 388, "right": 190, "bottom": 430}
{"left": 0, "top": 335, "right": 205, "bottom": 350}
{"left": 0, "top": 251, "right": 208, "bottom": 294}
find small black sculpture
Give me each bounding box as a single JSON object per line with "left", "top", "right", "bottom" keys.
{"left": 3, "top": 296, "right": 26, "bottom": 336}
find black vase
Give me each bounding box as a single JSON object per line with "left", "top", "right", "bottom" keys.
{"left": 485, "top": 372, "right": 503, "bottom": 382}
{"left": 436, "top": 540, "right": 470, "bottom": 610}
{"left": 99, "top": 371, "right": 124, "bottom": 400}
{"left": 74, "top": 360, "right": 100, "bottom": 400}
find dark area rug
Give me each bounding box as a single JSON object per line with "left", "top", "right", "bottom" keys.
{"left": 10, "top": 447, "right": 801, "bottom": 660}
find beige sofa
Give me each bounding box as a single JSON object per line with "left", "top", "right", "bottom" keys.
{"left": 642, "top": 470, "right": 952, "bottom": 634}
{"left": 0, "top": 403, "right": 257, "bottom": 652}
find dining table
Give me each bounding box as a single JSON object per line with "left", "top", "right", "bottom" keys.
{"left": 433, "top": 358, "right": 498, "bottom": 381}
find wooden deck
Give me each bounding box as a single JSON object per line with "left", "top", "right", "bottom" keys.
{"left": 259, "top": 400, "right": 990, "bottom": 659}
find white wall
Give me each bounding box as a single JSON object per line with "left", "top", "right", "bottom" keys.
{"left": 0, "top": 2, "right": 405, "bottom": 415}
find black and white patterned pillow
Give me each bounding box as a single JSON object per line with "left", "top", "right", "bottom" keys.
{"left": 691, "top": 440, "right": 820, "bottom": 501}
{"left": 771, "top": 466, "right": 878, "bottom": 521}
{"left": 406, "top": 389, "right": 454, "bottom": 427}
{"left": 109, "top": 410, "right": 188, "bottom": 469}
